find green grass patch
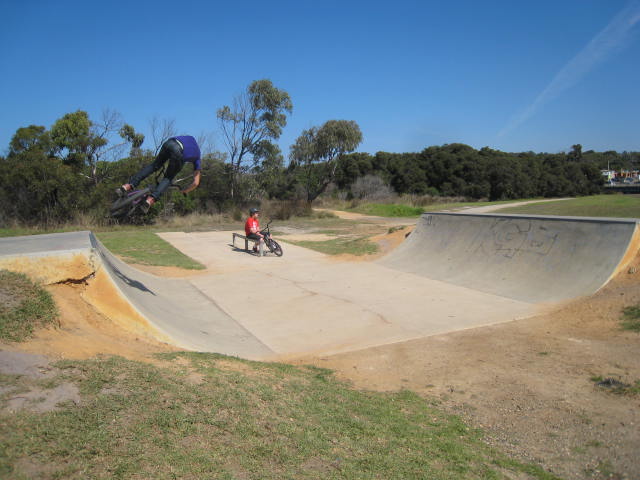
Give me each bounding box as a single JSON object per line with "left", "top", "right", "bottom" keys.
{"left": 421, "top": 199, "right": 538, "bottom": 212}
{"left": 96, "top": 231, "right": 205, "bottom": 269}
{"left": 496, "top": 195, "right": 640, "bottom": 218}
{"left": 287, "top": 236, "right": 379, "bottom": 256}
{"left": 621, "top": 305, "right": 640, "bottom": 332}
{"left": 346, "top": 199, "right": 547, "bottom": 217}
{"left": 591, "top": 376, "right": 640, "bottom": 395}
{"left": 349, "top": 203, "right": 424, "bottom": 217}
{"left": 0, "top": 353, "right": 559, "bottom": 479}
{"left": 0, "top": 270, "right": 58, "bottom": 342}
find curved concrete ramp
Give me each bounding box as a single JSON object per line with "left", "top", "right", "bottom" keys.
{"left": 90, "top": 235, "right": 274, "bottom": 358}
{"left": 0, "top": 231, "right": 274, "bottom": 360}
{"left": 380, "top": 213, "right": 640, "bottom": 303}
{"left": 3, "top": 214, "right": 637, "bottom": 360}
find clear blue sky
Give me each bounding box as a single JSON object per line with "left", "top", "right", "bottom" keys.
{"left": 1, "top": 0, "right": 638, "bottom": 158}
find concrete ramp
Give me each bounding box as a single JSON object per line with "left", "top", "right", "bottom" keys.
{"left": 0, "top": 231, "right": 274, "bottom": 360}
{"left": 380, "top": 213, "right": 640, "bottom": 303}
{"left": 90, "top": 235, "right": 274, "bottom": 358}
{"left": 3, "top": 213, "right": 638, "bottom": 360}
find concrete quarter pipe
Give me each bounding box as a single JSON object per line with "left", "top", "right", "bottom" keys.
{"left": 0, "top": 212, "right": 637, "bottom": 359}
{"left": 381, "top": 213, "right": 640, "bottom": 303}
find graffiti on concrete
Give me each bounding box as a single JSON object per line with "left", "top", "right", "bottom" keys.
{"left": 480, "top": 219, "right": 558, "bottom": 259}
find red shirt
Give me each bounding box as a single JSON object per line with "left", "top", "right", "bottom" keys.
{"left": 245, "top": 217, "right": 259, "bottom": 236}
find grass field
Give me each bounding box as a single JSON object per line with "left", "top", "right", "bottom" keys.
{"left": 346, "top": 195, "right": 640, "bottom": 219}
{"left": 495, "top": 195, "right": 640, "bottom": 218}
{"left": 0, "top": 353, "right": 560, "bottom": 479}
{"left": 347, "top": 199, "right": 543, "bottom": 217}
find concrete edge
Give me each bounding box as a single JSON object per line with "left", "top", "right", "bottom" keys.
{"left": 88, "top": 232, "right": 197, "bottom": 351}
{"left": 423, "top": 211, "right": 640, "bottom": 224}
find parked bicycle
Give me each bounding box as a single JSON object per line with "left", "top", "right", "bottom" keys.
{"left": 260, "top": 220, "right": 283, "bottom": 256}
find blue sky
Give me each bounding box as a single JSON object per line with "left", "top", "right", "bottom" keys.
{"left": 1, "top": 0, "right": 639, "bottom": 158}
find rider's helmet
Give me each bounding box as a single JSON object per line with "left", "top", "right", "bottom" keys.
{"left": 249, "top": 207, "right": 260, "bottom": 215}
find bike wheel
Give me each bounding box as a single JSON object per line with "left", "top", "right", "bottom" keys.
{"left": 110, "top": 189, "right": 148, "bottom": 218}
{"left": 269, "top": 239, "right": 283, "bottom": 257}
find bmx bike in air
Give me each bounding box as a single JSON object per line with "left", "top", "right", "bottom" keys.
{"left": 109, "top": 166, "right": 190, "bottom": 222}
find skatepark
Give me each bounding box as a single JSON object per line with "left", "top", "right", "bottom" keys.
{"left": 1, "top": 211, "right": 638, "bottom": 361}
{"left": 2, "top": 208, "right": 640, "bottom": 478}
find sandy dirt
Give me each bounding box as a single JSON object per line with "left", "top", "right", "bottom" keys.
{"left": 314, "top": 208, "right": 418, "bottom": 226}
{"left": 1, "top": 282, "right": 176, "bottom": 362}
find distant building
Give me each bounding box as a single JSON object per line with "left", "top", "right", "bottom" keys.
{"left": 602, "top": 169, "right": 640, "bottom": 184}
{"left": 601, "top": 170, "right": 616, "bottom": 182}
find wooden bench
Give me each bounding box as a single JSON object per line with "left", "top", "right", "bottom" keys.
{"left": 232, "top": 233, "right": 264, "bottom": 257}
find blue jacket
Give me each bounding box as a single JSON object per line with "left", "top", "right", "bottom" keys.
{"left": 173, "top": 135, "right": 201, "bottom": 170}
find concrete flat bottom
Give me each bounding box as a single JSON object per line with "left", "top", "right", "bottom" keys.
{"left": 158, "top": 232, "right": 535, "bottom": 358}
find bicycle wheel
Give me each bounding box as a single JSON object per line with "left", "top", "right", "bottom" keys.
{"left": 269, "top": 239, "right": 283, "bottom": 257}
{"left": 110, "top": 189, "right": 148, "bottom": 218}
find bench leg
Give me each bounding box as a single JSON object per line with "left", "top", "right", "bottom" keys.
{"left": 232, "top": 234, "right": 264, "bottom": 256}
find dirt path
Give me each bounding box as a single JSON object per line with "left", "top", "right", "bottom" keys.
{"left": 313, "top": 208, "right": 418, "bottom": 226}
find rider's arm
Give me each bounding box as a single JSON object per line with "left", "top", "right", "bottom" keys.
{"left": 181, "top": 170, "right": 201, "bottom": 195}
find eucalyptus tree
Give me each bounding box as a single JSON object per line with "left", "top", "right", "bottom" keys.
{"left": 289, "top": 119, "right": 362, "bottom": 202}
{"left": 217, "top": 79, "right": 292, "bottom": 199}
{"left": 50, "top": 109, "right": 144, "bottom": 185}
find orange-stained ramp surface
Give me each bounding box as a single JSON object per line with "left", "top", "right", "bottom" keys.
{"left": 1, "top": 213, "right": 638, "bottom": 360}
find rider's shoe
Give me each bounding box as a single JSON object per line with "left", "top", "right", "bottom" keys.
{"left": 116, "top": 184, "right": 132, "bottom": 198}
{"left": 140, "top": 196, "right": 156, "bottom": 214}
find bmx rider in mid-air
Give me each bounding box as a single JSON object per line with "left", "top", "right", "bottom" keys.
{"left": 117, "top": 135, "right": 202, "bottom": 213}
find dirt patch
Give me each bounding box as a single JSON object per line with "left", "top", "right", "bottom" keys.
{"left": 1, "top": 283, "right": 176, "bottom": 363}
{"left": 314, "top": 208, "right": 417, "bottom": 228}
{"left": 0, "top": 351, "right": 54, "bottom": 377}
{"left": 371, "top": 225, "right": 414, "bottom": 256}
{"left": 4, "top": 383, "right": 81, "bottom": 413}
{"left": 299, "top": 259, "right": 640, "bottom": 479}
{"left": 0, "top": 350, "right": 80, "bottom": 413}
{"left": 328, "top": 225, "right": 415, "bottom": 262}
